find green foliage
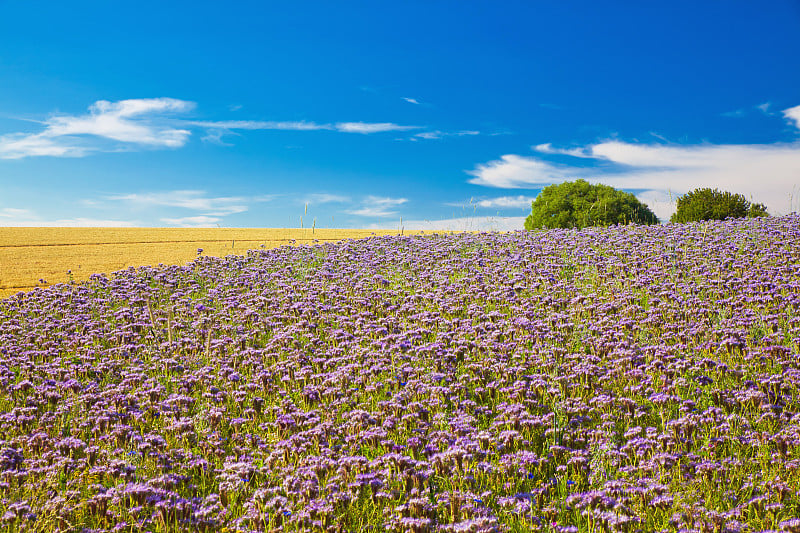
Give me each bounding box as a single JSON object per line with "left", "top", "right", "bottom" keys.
{"left": 524, "top": 179, "right": 659, "bottom": 230}
{"left": 670, "top": 188, "right": 769, "bottom": 223}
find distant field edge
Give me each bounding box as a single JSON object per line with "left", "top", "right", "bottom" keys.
{"left": 0, "top": 227, "right": 434, "bottom": 299}
{"left": 0, "top": 237, "right": 376, "bottom": 249}
{"left": 0, "top": 227, "right": 420, "bottom": 247}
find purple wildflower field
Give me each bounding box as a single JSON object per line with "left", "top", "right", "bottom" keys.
{"left": 1, "top": 216, "right": 799, "bottom": 533}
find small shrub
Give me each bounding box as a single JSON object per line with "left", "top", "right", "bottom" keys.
{"left": 670, "top": 188, "right": 769, "bottom": 223}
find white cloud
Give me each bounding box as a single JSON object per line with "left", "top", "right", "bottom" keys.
{"left": 467, "top": 154, "right": 575, "bottom": 188}
{"left": 0, "top": 98, "right": 193, "bottom": 159}
{"left": 192, "top": 120, "right": 418, "bottom": 135}
{"left": 347, "top": 196, "right": 408, "bottom": 217}
{"left": 46, "top": 98, "right": 193, "bottom": 145}
{"left": 0, "top": 207, "right": 35, "bottom": 218}
{"left": 334, "top": 122, "right": 418, "bottom": 134}
{"left": 47, "top": 218, "right": 138, "bottom": 227}
{"left": 189, "top": 119, "right": 419, "bottom": 140}
{"left": 446, "top": 196, "right": 535, "bottom": 210}
{"left": 303, "top": 193, "right": 350, "bottom": 205}
{"left": 533, "top": 143, "right": 592, "bottom": 158}
{"left": 0, "top": 205, "right": 139, "bottom": 227}
{"left": 189, "top": 120, "right": 331, "bottom": 131}
{"left": 0, "top": 205, "right": 140, "bottom": 227}
{"left": 108, "top": 190, "right": 249, "bottom": 216}
{"left": 721, "top": 102, "right": 774, "bottom": 118}
{"left": 0, "top": 98, "right": 422, "bottom": 158}
{"left": 414, "top": 130, "right": 479, "bottom": 140}
{"left": 0, "top": 133, "right": 89, "bottom": 159}
{"left": 468, "top": 137, "right": 800, "bottom": 218}
{"left": 160, "top": 215, "right": 221, "bottom": 227}
{"left": 252, "top": 194, "right": 279, "bottom": 203}
{"left": 475, "top": 196, "right": 536, "bottom": 209}
{"left": 414, "top": 131, "right": 442, "bottom": 140}
{"left": 721, "top": 108, "right": 747, "bottom": 118}
{"left": 368, "top": 216, "right": 526, "bottom": 232}
{"left": 723, "top": 102, "right": 775, "bottom": 119}
{"left": 200, "top": 129, "right": 233, "bottom": 146}
{"left": 648, "top": 132, "right": 670, "bottom": 143}
{"left": 0, "top": 215, "right": 137, "bottom": 227}
{"left": 784, "top": 105, "right": 800, "bottom": 130}
{"left": 0, "top": 189, "right": 266, "bottom": 227}
{"left": 402, "top": 97, "right": 421, "bottom": 105}
{"left": 347, "top": 207, "right": 395, "bottom": 217}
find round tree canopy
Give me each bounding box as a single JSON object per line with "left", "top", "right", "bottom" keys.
{"left": 524, "top": 179, "right": 659, "bottom": 230}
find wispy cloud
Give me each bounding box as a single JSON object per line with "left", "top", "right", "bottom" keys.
{"left": 0, "top": 206, "right": 137, "bottom": 227}
{"left": 108, "top": 190, "right": 249, "bottom": 216}
{"left": 0, "top": 134, "right": 87, "bottom": 158}
{"left": 347, "top": 196, "right": 408, "bottom": 217}
{"left": 413, "top": 130, "right": 479, "bottom": 140}
{"left": 200, "top": 129, "right": 233, "bottom": 146}
{"left": 101, "top": 190, "right": 278, "bottom": 226}
{"left": 0, "top": 190, "right": 272, "bottom": 227}
{"left": 0, "top": 207, "right": 34, "bottom": 219}
{"left": 0, "top": 98, "right": 422, "bottom": 158}
{"left": 334, "top": 122, "right": 417, "bottom": 134}
{"left": 160, "top": 215, "right": 222, "bottom": 227}
{"left": 0, "top": 98, "right": 193, "bottom": 159}
{"left": 44, "top": 218, "right": 139, "bottom": 227}
{"left": 402, "top": 97, "right": 421, "bottom": 105}
{"left": 46, "top": 99, "right": 193, "bottom": 144}
{"left": 468, "top": 109, "right": 800, "bottom": 219}
{"left": 189, "top": 119, "right": 419, "bottom": 138}
{"left": 722, "top": 101, "right": 775, "bottom": 118}
{"left": 252, "top": 194, "right": 279, "bottom": 203}
{"left": 446, "top": 196, "right": 536, "bottom": 209}
{"left": 188, "top": 120, "right": 330, "bottom": 131}
{"left": 302, "top": 193, "right": 350, "bottom": 205}
{"left": 533, "top": 143, "right": 592, "bottom": 158}
{"left": 721, "top": 109, "right": 747, "bottom": 118}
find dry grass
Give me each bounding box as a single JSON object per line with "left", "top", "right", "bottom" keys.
{"left": 0, "top": 227, "right": 418, "bottom": 298}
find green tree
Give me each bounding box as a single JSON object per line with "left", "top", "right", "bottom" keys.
{"left": 524, "top": 179, "right": 659, "bottom": 230}
{"left": 670, "top": 188, "right": 769, "bottom": 223}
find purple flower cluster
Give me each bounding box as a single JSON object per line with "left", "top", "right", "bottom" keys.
{"left": 0, "top": 215, "right": 799, "bottom": 531}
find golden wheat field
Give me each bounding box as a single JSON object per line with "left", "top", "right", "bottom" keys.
{"left": 0, "top": 227, "right": 416, "bottom": 298}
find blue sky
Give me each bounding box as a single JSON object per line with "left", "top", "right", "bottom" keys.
{"left": 1, "top": 1, "right": 799, "bottom": 229}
